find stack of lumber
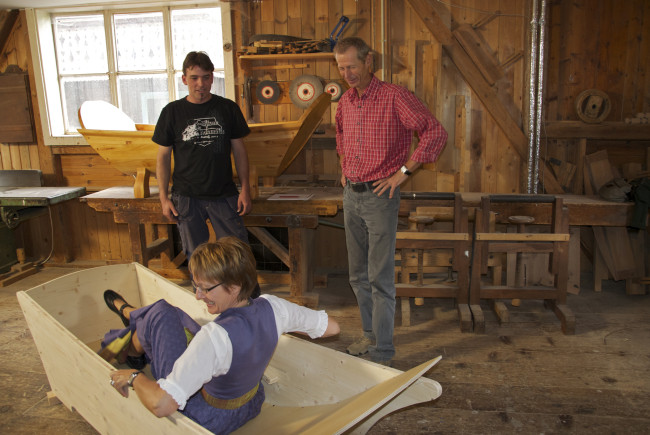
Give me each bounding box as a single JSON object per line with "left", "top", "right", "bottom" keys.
{"left": 584, "top": 150, "right": 646, "bottom": 294}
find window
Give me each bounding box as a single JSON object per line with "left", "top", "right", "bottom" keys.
{"left": 27, "top": 3, "right": 234, "bottom": 145}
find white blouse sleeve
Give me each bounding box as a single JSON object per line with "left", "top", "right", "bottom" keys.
{"left": 261, "top": 294, "right": 328, "bottom": 338}
{"left": 157, "top": 322, "right": 233, "bottom": 410}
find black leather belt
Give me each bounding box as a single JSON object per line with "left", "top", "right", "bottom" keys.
{"left": 348, "top": 180, "right": 377, "bottom": 193}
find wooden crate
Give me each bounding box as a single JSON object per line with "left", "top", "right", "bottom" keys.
{"left": 17, "top": 263, "right": 442, "bottom": 434}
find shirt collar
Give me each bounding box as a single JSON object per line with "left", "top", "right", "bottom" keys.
{"left": 353, "top": 74, "right": 380, "bottom": 100}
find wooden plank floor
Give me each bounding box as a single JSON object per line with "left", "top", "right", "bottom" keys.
{"left": 2, "top": 266, "right": 649, "bottom": 434}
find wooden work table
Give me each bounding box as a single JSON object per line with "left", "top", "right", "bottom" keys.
{"left": 401, "top": 192, "right": 635, "bottom": 227}
{"left": 80, "top": 186, "right": 640, "bottom": 306}
{"left": 80, "top": 186, "right": 343, "bottom": 307}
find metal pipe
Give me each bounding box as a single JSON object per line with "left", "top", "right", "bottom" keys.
{"left": 526, "top": 0, "right": 540, "bottom": 193}
{"left": 400, "top": 192, "right": 457, "bottom": 201}
{"left": 532, "top": 0, "right": 548, "bottom": 194}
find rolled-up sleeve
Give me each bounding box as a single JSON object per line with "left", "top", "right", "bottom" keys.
{"left": 262, "top": 294, "right": 328, "bottom": 338}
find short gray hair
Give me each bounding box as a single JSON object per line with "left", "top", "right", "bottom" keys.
{"left": 333, "top": 37, "right": 371, "bottom": 61}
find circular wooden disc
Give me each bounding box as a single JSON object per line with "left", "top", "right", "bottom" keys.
{"left": 575, "top": 89, "right": 611, "bottom": 124}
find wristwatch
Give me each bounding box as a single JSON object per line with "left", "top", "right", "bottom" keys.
{"left": 127, "top": 370, "right": 143, "bottom": 388}
{"left": 400, "top": 165, "right": 412, "bottom": 176}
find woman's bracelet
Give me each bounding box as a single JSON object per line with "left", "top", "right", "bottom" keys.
{"left": 127, "top": 370, "right": 143, "bottom": 388}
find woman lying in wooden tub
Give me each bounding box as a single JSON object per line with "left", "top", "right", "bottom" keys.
{"left": 99, "top": 236, "right": 340, "bottom": 434}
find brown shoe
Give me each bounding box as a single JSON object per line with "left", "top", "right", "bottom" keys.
{"left": 346, "top": 336, "right": 372, "bottom": 355}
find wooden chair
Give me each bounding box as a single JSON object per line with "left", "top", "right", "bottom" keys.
{"left": 469, "top": 195, "right": 574, "bottom": 334}
{"left": 395, "top": 193, "right": 472, "bottom": 332}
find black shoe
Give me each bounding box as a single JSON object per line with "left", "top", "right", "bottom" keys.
{"left": 104, "top": 289, "right": 133, "bottom": 327}
{"left": 251, "top": 282, "right": 261, "bottom": 299}
{"left": 126, "top": 354, "right": 147, "bottom": 370}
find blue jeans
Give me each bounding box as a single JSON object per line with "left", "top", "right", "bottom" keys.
{"left": 343, "top": 184, "right": 400, "bottom": 361}
{"left": 172, "top": 193, "right": 248, "bottom": 260}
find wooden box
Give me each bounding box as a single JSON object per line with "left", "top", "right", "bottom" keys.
{"left": 17, "top": 263, "right": 442, "bottom": 434}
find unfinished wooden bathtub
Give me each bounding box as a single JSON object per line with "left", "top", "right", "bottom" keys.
{"left": 17, "top": 263, "right": 442, "bottom": 434}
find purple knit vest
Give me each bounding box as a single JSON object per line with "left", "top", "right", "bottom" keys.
{"left": 202, "top": 297, "right": 278, "bottom": 399}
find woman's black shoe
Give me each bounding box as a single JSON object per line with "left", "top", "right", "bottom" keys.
{"left": 126, "top": 354, "right": 147, "bottom": 370}
{"left": 251, "top": 282, "right": 261, "bottom": 299}
{"left": 104, "top": 289, "right": 133, "bottom": 327}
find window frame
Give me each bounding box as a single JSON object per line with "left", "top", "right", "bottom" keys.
{"left": 26, "top": 1, "right": 235, "bottom": 146}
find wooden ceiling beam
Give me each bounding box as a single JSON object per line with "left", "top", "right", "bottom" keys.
{"left": 0, "top": 10, "right": 19, "bottom": 55}
{"left": 405, "top": 0, "right": 564, "bottom": 193}
{"left": 406, "top": 0, "right": 527, "bottom": 159}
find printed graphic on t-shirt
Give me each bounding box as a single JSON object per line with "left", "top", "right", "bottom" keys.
{"left": 182, "top": 117, "right": 225, "bottom": 147}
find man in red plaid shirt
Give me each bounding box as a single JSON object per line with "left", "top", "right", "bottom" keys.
{"left": 334, "top": 37, "right": 448, "bottom": 365}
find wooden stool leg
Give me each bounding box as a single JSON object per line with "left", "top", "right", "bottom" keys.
{"left": 415, "top": 249, "right": 424, "bottom": 306}
{"left": 508, "top": 216, "right": 535, "bottom": 307}
{"left": 400, "top": 248, "right": 411, "bottom": 326}
{"left": 400, "top": 297, "right": 411, "bottom": 327}
{"left": 407, "top": 214, "right": 434, "bottom": 307}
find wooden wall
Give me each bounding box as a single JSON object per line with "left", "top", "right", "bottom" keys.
{"left": 231, "top": 0, "right": 529, "bottom": 194}
{"left": 1, "top": 1, "right": 649, "bottom": 267}
{"left": 0, "top": 12, "right": 135, "bottom": 264}
{"left": 543, "top": 0, "right": 650, "bottom": 192}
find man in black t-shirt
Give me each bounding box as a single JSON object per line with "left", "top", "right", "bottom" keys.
{"left": 153, "top": 51, "right": 252, "bottom": 261}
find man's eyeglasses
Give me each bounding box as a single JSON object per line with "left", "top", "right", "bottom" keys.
{"left": 191, "top": 281, "right": 222, "bottom": 295}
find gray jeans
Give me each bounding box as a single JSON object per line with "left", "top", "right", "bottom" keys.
{"left": 172, "top": 192, "right": 248, "bottom": 260}
{"left": 343, "top": 184, "right": 400, "bottom": 361}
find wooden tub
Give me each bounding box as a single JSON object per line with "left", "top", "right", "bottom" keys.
{"left": 17, "top": 264, "right": 442, "bottom": 434}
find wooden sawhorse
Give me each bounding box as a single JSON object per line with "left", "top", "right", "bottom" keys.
{"left": 469, "top": 195, "right": 575, "bottom": 334}
{"left": 395, "top": 193, "right": 472, "bottom": 332}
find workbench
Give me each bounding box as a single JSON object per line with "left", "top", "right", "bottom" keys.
{"left": 80, "top": 186, "right": 343, "bottom": 306}
{"left": 401, "top": 192, "right": 644, "bottom": 294}
{"left": 400, "top": 192, "right": 635, "bottom": 227}
{"left": 80, "top": 186, "right": 642, "bottom": 306}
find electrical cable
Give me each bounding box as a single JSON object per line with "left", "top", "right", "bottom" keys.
{"left": 35, "top": 206, "right": 55, "bottom": 266}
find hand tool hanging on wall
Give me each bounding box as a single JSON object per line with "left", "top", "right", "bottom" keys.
{"left": 256, "top": 80, "right": 281, "bottom": 104}
{"left": 324, "top": 81, "right": 344, "bottom": 102}
{"left": 243, "top": 77, "right": 253, "bottom": 120}
{"left": 327, "top": 16, "right": 350, "bottom": 50}
{"left": 289, "top": 75, "right": 324, "bottom": 109}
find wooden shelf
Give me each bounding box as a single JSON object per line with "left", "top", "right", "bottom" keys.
{"left": 543, "top": 121, "right": 650, "bottom": 141}
{"left": 238, "top": 52, "right": 335, "bottom": 61}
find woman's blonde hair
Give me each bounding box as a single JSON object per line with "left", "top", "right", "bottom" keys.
{"left": 189, "top": 237, "right": 258, "bottom": 301}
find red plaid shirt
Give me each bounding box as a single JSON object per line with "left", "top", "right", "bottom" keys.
{"left": 335, "top": 75, "right": 447, "bottom": 182}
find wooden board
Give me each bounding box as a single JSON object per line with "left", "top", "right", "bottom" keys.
{"left": 584, "top": 150, "right": 636, "bottom": 281}
{"left": 17, "top": 263, "right": 442, "bottom": 434}
{"left": 0, "top": 72, "right": 34, "bottom": 143}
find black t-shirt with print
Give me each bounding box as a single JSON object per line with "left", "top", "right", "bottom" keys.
{"left": 152, "top": 95, "right": 250, "bottom": 199}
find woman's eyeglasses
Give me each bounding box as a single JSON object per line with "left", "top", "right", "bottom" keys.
{"left": 191, "top": 281, "right": 222, "bottom": 295}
